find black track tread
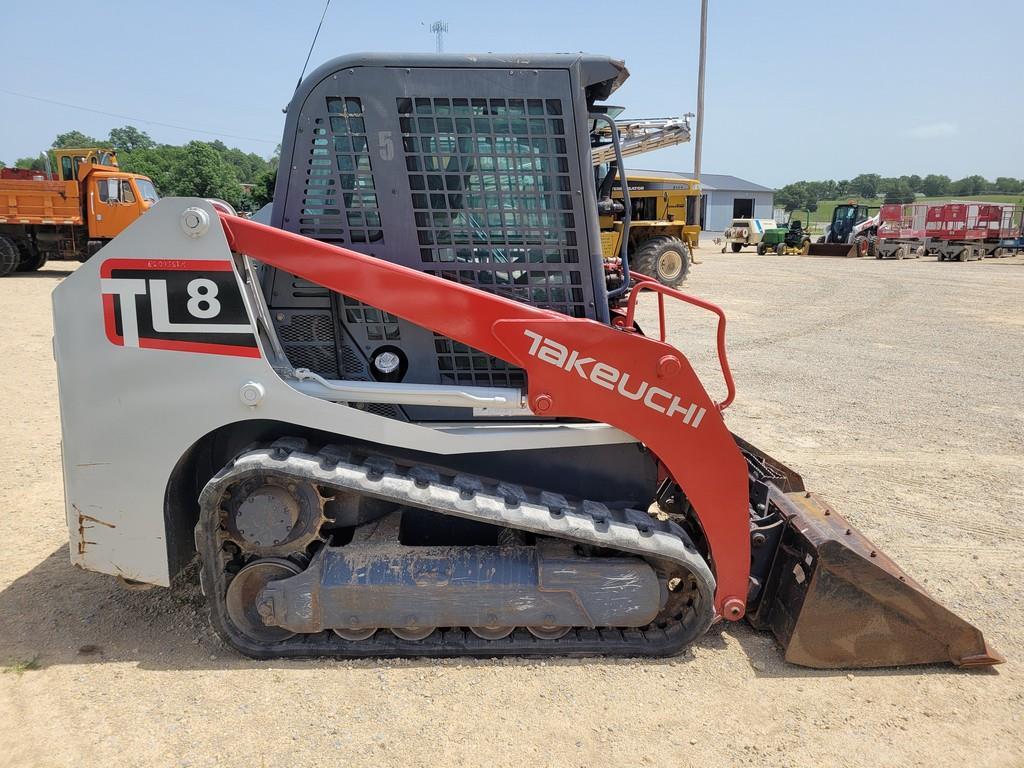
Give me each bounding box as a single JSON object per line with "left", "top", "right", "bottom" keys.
{"left": 196, "top": 439, "right": 717, "bottom": 660}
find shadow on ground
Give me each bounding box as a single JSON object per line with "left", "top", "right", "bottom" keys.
{"left": 0, "top": 547, "right": 996, "bottom": 678}
{"left": 12, "top": 269, "right": 75, "bottom": 279}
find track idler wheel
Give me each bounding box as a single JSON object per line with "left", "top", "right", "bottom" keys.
{"left": 225, "top": 558, "right": 303, "bottom": 643}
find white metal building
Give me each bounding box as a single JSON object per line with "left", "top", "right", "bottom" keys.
{"left": 629, "top": 169, "right": 776, "bottom": 233}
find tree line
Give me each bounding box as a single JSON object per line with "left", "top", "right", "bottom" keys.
{"left": 2, "top": 126, "right": 277, "bottom": 211}
{"left": 776, "top": 173, "right": 1024, "bottom": 212}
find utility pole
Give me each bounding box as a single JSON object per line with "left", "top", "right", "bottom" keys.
{"left": 693, "top": 0, "right": 708, "bottom": 183}
{"left": 430, "top": 20, "right": 448, "bottom": 53}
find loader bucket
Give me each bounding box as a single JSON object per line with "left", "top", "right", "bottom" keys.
{"left": 740, "top": 440, "right": 1003, "bottom": 669}
{"left": 805, "top": 242, "right": 858, "bottom": 257}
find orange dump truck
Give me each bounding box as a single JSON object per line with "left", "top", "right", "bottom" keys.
{"left": 0, "top": 148, "right": 158, "bottom": 276}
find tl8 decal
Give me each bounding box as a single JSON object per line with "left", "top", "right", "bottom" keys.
{"left": 99, "top": 258, "right": 259, "bottom": 357}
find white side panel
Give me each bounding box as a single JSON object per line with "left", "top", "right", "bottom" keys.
{"left": 52, "top": 199, "right": 635, "bottom": 585}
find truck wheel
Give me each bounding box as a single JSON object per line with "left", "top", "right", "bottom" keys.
{"left": 15, "top": 239, "right": 47, "bottom": 272}
{"left": 0, "top": 235, "right": 19, "bottom": 277}
{"left": 632, "top": 236, "right": 691, "bottom": 287}
{"left": 756, "top": 242, "right": 767, "bottom": 255}
{"left": 730, "top": 242, "right": 743, "bottom": 253}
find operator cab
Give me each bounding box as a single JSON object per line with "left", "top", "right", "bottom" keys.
{"left": 829, "top": 203, "right": 871, "bottom": 242}
{"left": 54, "top": 148, "right": 120, "bottom": 183}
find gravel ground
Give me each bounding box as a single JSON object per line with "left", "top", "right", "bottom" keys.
{"left": 0, "top": 249, "right": 1021, "bottom": 768}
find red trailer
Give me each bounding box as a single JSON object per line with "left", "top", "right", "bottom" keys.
{"left": 989, "top": 204, "right": 1021, "bottom": 257}
{"left": 925, "top": 202, "right": 993, "bottom": 261}
{"left": 875, "top": 203, "right": 927, "bottom": 259}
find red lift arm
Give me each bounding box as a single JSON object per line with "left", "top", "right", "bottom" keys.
{"left": 220, "top": 213, "right": 752, "bottom": 621}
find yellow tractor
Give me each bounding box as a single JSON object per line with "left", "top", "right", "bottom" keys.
{"left": 599, "top": 171, "right": 700, "bottom": 287}
{"left": 591, "top": 116, "right": 700, "bottom": 288}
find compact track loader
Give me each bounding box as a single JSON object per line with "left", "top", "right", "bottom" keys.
{"left": 52, "top": 54, "right": 1001, "bottom": 668}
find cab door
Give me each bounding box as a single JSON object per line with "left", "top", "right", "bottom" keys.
{"left": 88, "top": 177, "right": 140, "bottom": 240}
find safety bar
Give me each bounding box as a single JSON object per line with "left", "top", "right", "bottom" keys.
{"left": 624, "top": 273, "right": 736, "bottom": 411}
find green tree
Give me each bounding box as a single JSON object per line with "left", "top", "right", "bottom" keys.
{"left": 920, "top": 174, "right": 950, "bottom": 196}
{"left": 119, "top": 145, "right": 185, "bottom": 193}
{"left": 108, "top": 125, "right": 154, "bottom": 153}
{"left": 850, "top": 173, "right": 881, "bottom": 198}
{"left": 952, "top": 175, "right": 988, "bottom": 195}
{"left": 883, "top": 180, "right": 915, "bottom": 204}
{"left": 250, "top": 166, "right": 278, "bottom": 207}
{"left": 994, "top": 177, "right": 1022, "bottom": 194}
{"left": 164, "top": 141, "right": 244, "bottom": 207}
{"left": 776, "top": 182, "right": 807, "bottom": 212}
{"left": 14, "top": 156, "right": 46, "bottom": 171}
{"left": 52, "top": 130, "right": 104, "bottom": 149}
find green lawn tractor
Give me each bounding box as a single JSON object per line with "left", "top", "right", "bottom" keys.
{"left": 757, "top": 214, "right": 812, "bottom": 255}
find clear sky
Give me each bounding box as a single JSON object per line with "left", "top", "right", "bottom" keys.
{"left": 3, "top": 0, "right": 1021, "bottom": 187}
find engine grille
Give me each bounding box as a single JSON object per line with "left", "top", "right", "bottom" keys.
{"left": 275, "top": 310, "right": 339, "bottom": 378}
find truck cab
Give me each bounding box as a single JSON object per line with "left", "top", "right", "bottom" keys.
{"left": 84, "top": 169, "right": 159, "bottom": 240}
{"left": 52, "top": 148, "right": 159, "bottom": 242}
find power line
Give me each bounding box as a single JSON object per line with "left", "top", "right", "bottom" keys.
{"left": 0, "top": 87, "right": 277, "bottom": 145}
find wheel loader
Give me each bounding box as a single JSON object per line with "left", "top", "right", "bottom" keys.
{"left": 51, "top": 53, "right": 1001, "bottom": 668}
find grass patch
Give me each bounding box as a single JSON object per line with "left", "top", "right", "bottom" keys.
{"left": 3, "top": 656, "right": 41, "bottom": 675}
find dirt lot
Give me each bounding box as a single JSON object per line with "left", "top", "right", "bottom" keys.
{"left": 1, "top": 249, "right": 1021, "bottom": 768}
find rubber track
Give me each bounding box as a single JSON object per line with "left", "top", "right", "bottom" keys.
{"left": 196, "top": 437, "right": 717, "bottom": 659}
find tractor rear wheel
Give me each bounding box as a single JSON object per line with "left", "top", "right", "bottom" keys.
{"left": 0, "top": 235, "right": 19, "bottom": 277}
{"left": 632, "top": 236, "right": 691, "bottom": 287}
{"left": 800, "top": 238, "right": 811, "bottom": 255}
{"left": 730, "top": 242, "right": 743, "bottom": 253}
